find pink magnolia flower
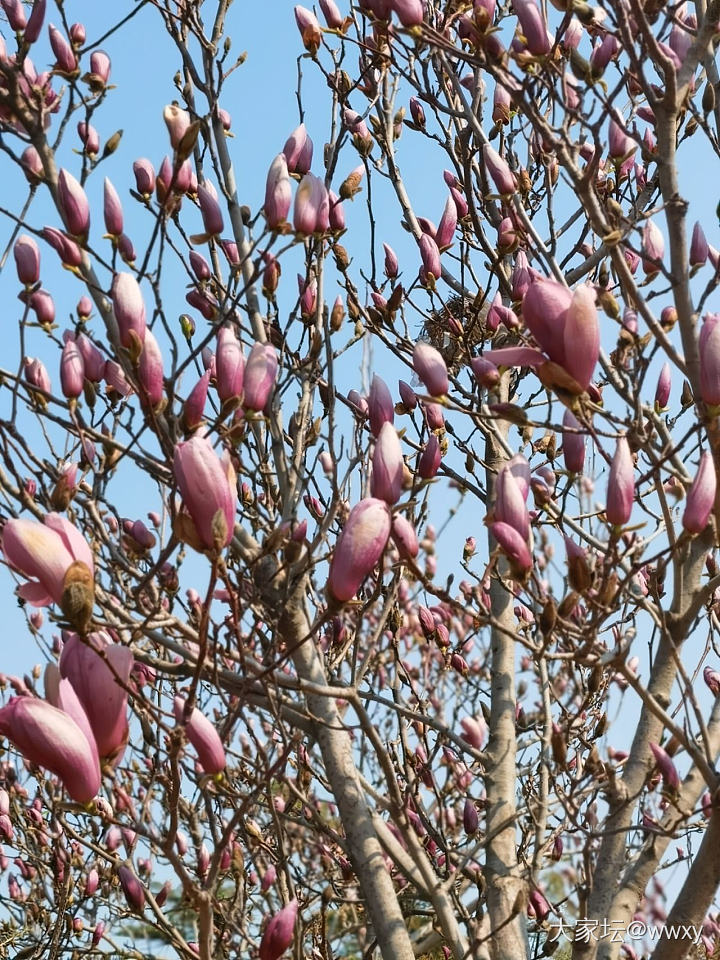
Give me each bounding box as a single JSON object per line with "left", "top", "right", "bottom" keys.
{"left": 103, "top": 177, "right": 124, "bottom": 236}
{"left": 264, "top": 155, "right": 292, "bottom": 229}
{"left": 413, "top": 342, "right": 449, "bottom": 396}
{"left": 283, "top": 123, "right": 313, "bottom": 175}
{"left": 606, "top": 436, "right": 634, "bottom": 526}
{"left": 390, "top": 513, "right": 419, "bottom": 559}
{"left": 174, "top": 696, "right": 226, "bottom": 774}
{"left": 368, "top": 375, "right": 394, "bottom": 437}
{"left": 260, "top": 899, "right": 299, "bottom": 960}
{"left": 173, "top": 435, "right": 237, "bottom": 551}
{"left": 2, "top": 513, "right": 93, "bottom": 608}
{"left": 511, "top": 0, "right": 551, "bottom": 54}
{"left": 243, "top": 343, "right": 278, "bottom": 412}
{"left": 13, "top": 235, "right": 40, "bottom": 286}
{"left": 328, "top": 498, "right": 392, "bottom": 602}
{"left": 700, "top": 314, "right": 720, "bottom": 407}
{"left": 59, "top": 632, "right": 133, "bottom": 762}
{"left": 112, "top": 273, "right": 147, "bottom": 351}
{"left": 371, "top": 422, "right": 404, "bottom": 504}
{"left": 0, "top": 696, "right": 100, "bottom": 803}
{"left": 562, "top": 409, "right": 586, "bottom": 474}
{"left": 138, "top": 329, "right": 164, "bottom": 410}
{"left": 216, "top": 325, "right": 245, "bottom": 403}
{"left": 483, "top": 143, "right": 517, "bottom": 195}
{"left": 491, "top": 521, "right": 532, "bottom": 573}
{"left": 57, "top": 168, "right": 89, "bottom": 236}
{"left": 60, "top": 337, "right": 85, "bottom": 400}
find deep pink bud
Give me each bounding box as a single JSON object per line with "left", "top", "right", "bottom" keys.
{"left": 163, "top": 104, "right": 191, "bottom": 149}
{"left": 174, "top": 696, "right": 226, "bottom": 774}
{"left": 57, "top": 169, "right": 89, "bottom": 236}
{"left": 413, "top": 342, "right": 449, "bottom": 396}
{"left": 649, "top": 741, "right": 680, "bottom": 793}
{"left": 173, "top": 435, "right": 237, "bottom": 551}
{"left": 409, "top": 96, "right": 426, "bottom": 127}
{"left": 48, "top": 24, "right": 77, "bottom": 73}
{"left": 435, "top": 195, "right": 457, "bottom": 251}
{"left": 264, "top": 154, "right": 292, "bottom": 229}
{"left": 183, "top": 371, "right": 210, "bottom": 429}
{"left": 283, "top": 123, "right": 313, "bottom": 175}
{"left": 198, "top": 181, "right": 224, "bottom": 237}
{"left": 398, "top": 379, "right": 417, "bottom": 410}
{"left": 418, "top": 234, "right": 441, "bottom": 285}
{"left": 21, "top": 146, "right": 44, "bottom": 182}
{"left": 24, "top": 0, "right": 46, "bottom": 44}
{"left": 495, "top": 463, "right": 530, "bottom": 540}
{"left": 528, "top": 888, "right": 551, "bottom": 923}
{"left": 606, "top": 436, "right": 634, "bottom": 526}
{"left": 390, "top": 513, "right": 419, "bottom": 559}
{"left": 328, "top": 190, "right": 345, "bottom": 231}
{"left": 655, "top": 362, "right": 671, "bottom": 410}
{"left": 328, "top": 498, "right": 392, "bottom": 602}
{"left": 117, "top": 864, "right": 145, "bottom": 913}
{"left": 562, "top": 284, "right": 599, "bottom": 390}
{"left": 511, "top": 0, "right": 550, "bottom": 54}
{"left": 216, "top": 326, "right": 245, "bottom": 402}
{"left": 491, "top": 521, "right": 532, "bottom": 573}
{"left": 690, "top": 221, "right": 709, "bottom": 268}
{"left": 103, "top": 178, "right": 124, "bottom": 237}
{"left": 27, "top": 288, "right": 55, "bottom": 326}
{"left": 683, "top": 451, "right": 716, "bottom": 534}
{"left": 562, "top": 409, "right": 586, "bottom": 474}
{"left": 133, "top": 158, "right": 155, "bottom": 197}
{"left": 703, "top": 665, "right": 720, "bottom": 696}
{"left": 391, "top": 0, "right": 424, "bottom": 28}
{"left": 0, "top": 697, "right": 100, "bottom": 803}
{"left": 608, "top": 113, "right": 635, "bottom": 161}
{"left": 371, "top": 422, "right": 404, "bottom": 504}
{"left": 1, "top": 0, "right": 25, "bottom": 29}
{"left": 484, "top": 143, "right": 517, "bottom": 195}
{"left": 14, "top": 235, "right": 40, "bottom": 286}
{"left": 89, "top": 49, "right": 110, "bottom": 84}
{"left": 42, "top": 226, "right": 82, "bottom": 269}
{"left": 24, "top": 357, "right": 51, "bottom": 393}
{"left": 700, "top": 314, "right": 720, "bottom": 406}
{"left": 243, "top": 343, "right": 278, "bottom": 412}
{"left": 138, "top": 329, "right": 164, "bottom": 410}
{"left": 112, "top": 273, "right": 147, "bottom": 350}
{"left": 368, "top": 375, "right": 394, "bottom": 437}
{"left": 471, "top": 356, "right": 500, "bottom": 388}
{"left": 60, "top": 338, "right": 85, "bottom": 399}
{"left": 418, "top": 435, "right": 442, "bottom": 479}
{"left": 463, "top": 798, "right": 479, "bottom": 834}
{"left": 77, "top": 122, "right": 100, "bottom": 156}
{"left": 260, "top": 899, "right": 299, "bottom": 960}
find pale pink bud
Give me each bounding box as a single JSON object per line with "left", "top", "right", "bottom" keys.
{"left": 24, "top": 357, "right": 51, "bottom": 393}
{"left": 163, "top": 104, "right": 191, "bottom": 149}
{"left": 493, "top": 84, "right": 512, "bottom": 124}
{"left": 562, "top": 409, "right": 586, "bottom": 473}
{"left": 328, "top": 190, "right": 345, "bottom": 231}
{"left": 328, "top": 498, "right": 392, "bottom": 602}
{"left": 383, "top": 243, "right": 399, "bottom": 278}
{"left": 491, "top": 521, "right": 532, "bottom": 573}
{"left": 0, "top": 696, "right": 100, "bottom": 803}
{"left": 112, "top": 273, "right": 147, "bottom": 350}
{"left": 138, "top": 329, "right": 164, "bottom": 410}
{"left": 701, "top": 314, "right": 720, "bottom": 407}
{"left": 48, "top": 24, "right": 77, "bottom": 73}
{"left": 77, "top": 122, "right": 99, "bottom": 155}
{"left": 104, "top": 360, "right": 133, "bottom": 398}
{"left": 703, "top": 665, "right": 720, "bottom": 696}
{"left": 89, "top": 50, "right": 111, "bottom": 84}
{"left": 495, "top": 463, "right": 530, "bottom": 540}
{"left": 607, "top": 436, "right": 634, "bottom": 526}
{"left": 14, "top": 235, "right": 40, "bottom": 286}
{"left": 261, "top": 864, "right": 277, "bottom": 892}
{"left": 294, "top": 5, "right": 322, "bottom": 53}
{"left": 655, "top": 362, "right": 671, "bottom": 410}
{"left": 243, "top": 343, "right": 278, "bottom": 412}
{"left": 117, "top": 864, "right": 145, "bottom": 913}
{"left": 260, "top": 899, "right": 299, "bottom": 960}
{"left": 173, "top": 435, "right": 237, "bottom": 551}
{"left": 413, "top": 342, "right": 449, "bottom": 396}
{"left": 60, "top": 338, "right": 85, "bottom": 399}
{"left": 522, "top": 275, "right": 573, "bottom": 364}
{"left": 418, "top": 435, "right": 442, "bottom": 479}
{"left": 690, "top": 221, "right": 709, "bottom": 268}
{"left": 58, "top": 168, "right": 89, "bottom": 236}
{"left": 683, "top": 451, "right": 716, "bottom": 534}
{"left": 590, "top": 33, "right": 618, "bottom": 72}
{"left": 133, "top": 158, "right": 155, "bottom": 196}
{"left": 368, "top": 375, "right": 394, "bottom": 436}
{"left": 418, "top": 234, "right": 441, "bottom": 285}
{"left": 371, "top": 422, "right": 404, "bottom": 504}
{"left": 174, "top": 696, "right": 226, "bottom": 774}
{"left": 391, "top": 0, "right": 424, "bottom": 28}
{"left": 390, "top": 513, "right": 419, "bottom": 559}
{"left": 608, "top": 113, "right": 635, "bottom": 161}
{"left": 642, "top": 219, "right": 665, "bottom": 274}
{"left": 483, "top": 143, "right": 517, "bottom": 195}
{"left": 264, "top": 154, "right": 292, "bottom": 229}
{"left": 294, "top": 174, "right": 329, "bottom": 235}
{"left": 26, "top": 288, "right": 54, "bottom": 327}
{"left": 198, "top": 181, "right": 224, "bottom": 237}
{"left": 435, "top": 195, "right": 457, "bottom": 250}
{"left": 103, "top": 178, "right": 124, "bottom": 236}
{"left": 460, "top": 715, "right": 486, "bottom": 749}
{"left": 283, "top": 123, "right": 313, "bottom": 175}
{"left": 21, "top": 146, "right": 44, "bottom": 182}
{"left": 216, "top": 325, "right": 245, "bottom": 402}
{"left": 562, "top": 284, "right": 599, "bottom": 390}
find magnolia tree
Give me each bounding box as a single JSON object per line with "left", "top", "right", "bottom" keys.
{"left": 1, "top": 0, "right": 720, "bottom": 958}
